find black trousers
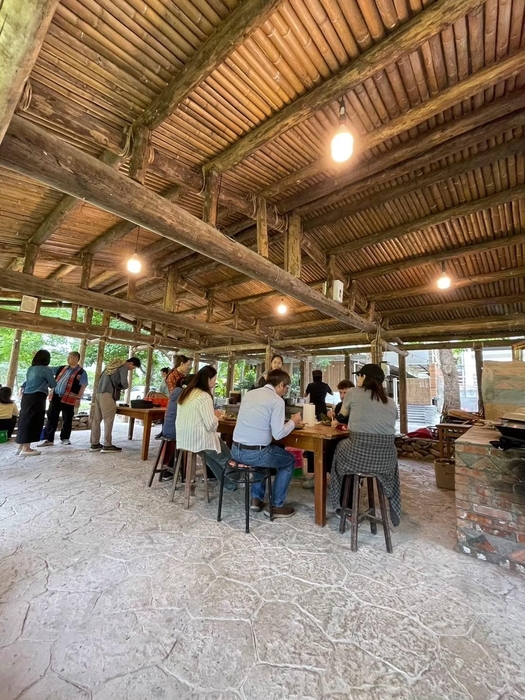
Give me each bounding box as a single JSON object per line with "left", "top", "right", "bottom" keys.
{"left": 44, "top": 394, "right": 75, "bottom": 442}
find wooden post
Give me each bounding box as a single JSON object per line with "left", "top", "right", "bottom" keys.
{"left": 299, "top": 359, "right": 306, "bottom": 396}
{"left": 78, "top": 308, "right": 93, "bottom": 367}
{"left": 144, "top": 345, "right": 154, "bottom": 394}
{"left": 0, "top": 0, "right": 60, "bottom": 145}
{"left": 398, "top": 353, "right": 408, "bottom": 435}
{"left": 344, "top": 353, "right": 351, "bottom": 381}
{"left": 326, "top": 255, "right": 337, "bottom": 297}
{"left": 127, "top": 276, "right": 137, "bottom": 302}
{"left": 474, "top": 348, "right": 484, "bottom": 416}
{"left": 203, "top": 171, "right": 220, "bottom": 226}
{"left": 71, "top": 304, "right": 78, "bottom": 322}
{"left": 129, "top": 126, "right": 151, "bottom": 185}
{"left": 371, "top": 340, "right": 383, "bottom": 365}
{"left": 206, "top": 292, "right": 214, "bottom": 323}
{"left": 193, "top": 352, "right": 201, "bottom": 372}
{"left": 285, "top": 214, "right": 301, "bottom": 278}
{"left": 348, "top": 279, "right": 357, "bottom": 311}
{"left": 6, "top": 329, "right": 22, "bottom": 388}
{"left": 22, "top": 243, "right": 40, "bottom": 274}
{"left": 256, "top": 197, "right": 268, "bottom": 258}
{"left": 512, "top": 346, "right": 522, "bottom": 361}
{"left": 226, "top": 354, "right": 235, "bottom": 396}
{"left": 80, "top": 253, "right": 93, "bottom": 289}
{"left": 125, "top": 346, "right": 137, "bottom": 406}
{"left": 164, "top": 265, "right": 178, "bottom": 312}
{"left": 265, "top": 345, "right": 272, "bottom": 374}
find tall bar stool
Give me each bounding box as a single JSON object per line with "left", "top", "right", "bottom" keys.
{"left": 217, "top": 460, "right": 273, "bottom": 533}
{"left": 339, "top": 474, "right": 393, "bottom": 553}
{"left": 148, "top": 437, "right": 176, "bottom": 487}
{"left": 170, "top": 449, "right": 209, "bottom": 509}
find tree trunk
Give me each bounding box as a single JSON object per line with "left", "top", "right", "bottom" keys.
{"left": 439, "top": 349, "right": 461, "bottom": 411}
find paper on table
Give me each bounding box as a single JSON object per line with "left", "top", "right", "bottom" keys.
{"left": 302, "top": 403, "right": 316, "bottom": 426}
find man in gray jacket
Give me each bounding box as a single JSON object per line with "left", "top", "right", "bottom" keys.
{"left": 90, "top": 357, "right": 141, "bottom": 453}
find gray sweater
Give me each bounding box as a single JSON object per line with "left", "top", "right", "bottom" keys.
{"left": 96, "top": 366, "right": 129, "bottom": 395}
{"left": 338, "top": 387, "right": 398, "bottom": 435}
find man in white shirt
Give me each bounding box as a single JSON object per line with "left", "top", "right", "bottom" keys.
{"left": 232, "top": 369, "right": 302, "bottom": 518}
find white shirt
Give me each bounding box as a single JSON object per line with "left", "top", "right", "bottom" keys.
{"left": 175, "top": 389, "right": 220, "bottom": 453}
{"left": 233, "top": 384, "right": 295, "bottom": 446}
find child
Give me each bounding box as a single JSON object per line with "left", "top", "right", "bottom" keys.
{"left": 328, "top": 379, "right": 354, "bottom": 425}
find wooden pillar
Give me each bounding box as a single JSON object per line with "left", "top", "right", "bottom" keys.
{"left": 398, "top": 353, "right": 408, "bottom": 435}
{"left": 144, "top": 345, "right": 154, "bottom": 395}
{"left": 512, "top": 346, "right": 522, "bottom": 361}
{"left": 0, "top": 0, "right": 60, "bottom": 146}
{"left": 285, "top": 214, "right": 301, "bottom": 278}
{"left": 256, "top": 197, "right": 268, "bottom": 258}
{"left": 265, "top": 344, "right": 272, "bottom": 374}
{"left": 78, "top": 309, "right": 93, "bottom": 367}
{"left": 226, "top": 354, "right": 235, "bottom": 395}
{"left": 164, "top": 265, "right": 178, "bottom": 312}
{"left": 6, "top": 329, "right": 22, "bottom": 388}
{"left": 299, "top": 359, "right": 306, "bottom": 396}
{"left": 129, "top": 126, "right": 151, "bottom": 185}
{"left": 474, "top": 348, "right": 484, "bottom": 415}
{"left": 125, "top": 346, "right": 137, "bottom": 406}
{"left": 71, "top": 304, "right": 78, "bottom": 322}
{"left": 22, "top": 243, "right": 40, "bottom": 274}
{"left": 326, "top": 255, "right": 337, "bottom": 297}
{"left": 203, "top": 171, "right": 220, "bottom": 226}
{"left": 344, "top": 353, "right": 351, "bottom": 381}
{"left": 80, "top": 253, "right": 93, "bottom": 289}
{"left": 206, "top": 292, "right": 214, "bottom": 323}
{"left": 348, "top": 279, "right": 357, "bottom": 311}
{"left": 193, "top": 352, "right": 200, "bottom": 372}
{"left": 127, "top": 276, "right": 137, "bottom": 302}
{"left": 371, "top": 338, "right": 383, "bottom": 365}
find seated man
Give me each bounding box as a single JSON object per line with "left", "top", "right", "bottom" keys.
{"left": 232, "top": 369, "right": 302, "bottom": 518}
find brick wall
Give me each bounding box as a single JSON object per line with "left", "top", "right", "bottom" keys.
{"left": 455, "top": 442, "right": 525, "bottom": 574}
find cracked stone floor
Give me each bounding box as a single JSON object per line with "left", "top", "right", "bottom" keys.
{"left": 1, "top": 422, "right": 525, "bottom": 700}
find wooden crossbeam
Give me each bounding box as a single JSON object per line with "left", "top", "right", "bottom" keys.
{"left": 381, "top": 295, "right": 525, "bottom": 320}
{"left": 203, "top": 0, "right": 487, "bottom": 175}
{"left": 1, "top": 116, "right": 395, "bottom": 344}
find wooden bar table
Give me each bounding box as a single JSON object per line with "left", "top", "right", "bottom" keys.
{"left": 219, "top": 420, "right": 348, "bottom": 526}
{"left": 116, "top": 406, "right": 166, "bottom": 461}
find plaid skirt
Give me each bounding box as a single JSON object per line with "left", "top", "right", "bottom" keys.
{"left": 329, "top": 431, "right": 401, "bottom": 526}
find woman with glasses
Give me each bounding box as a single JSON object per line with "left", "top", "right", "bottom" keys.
{"left": 330, "top": 364, "right": 401, "bottom": 526}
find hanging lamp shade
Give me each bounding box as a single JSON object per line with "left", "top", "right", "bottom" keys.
{"left": 437, "top": 262, "right": 451, "bottom": 289}
{"left": 277, "top": 299, "right": 288, "bottom": 315}
{"left": 330, "top": 98, "right": 354, "bottom": 163}
{"left": 126, "top": 253, "right": 142, "bottom": 274}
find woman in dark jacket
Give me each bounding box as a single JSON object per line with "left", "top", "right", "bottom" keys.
{"left": 16, "top": 350, "right": 56, "bottom": 456}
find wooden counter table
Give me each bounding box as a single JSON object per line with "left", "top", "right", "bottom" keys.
{"left": 219, "top": 420, "right": 348, "bottom": 527}
{"left": 116, "top": 406, "right": 166, "bottom": 461}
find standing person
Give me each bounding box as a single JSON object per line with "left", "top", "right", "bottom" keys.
{"left": 331, "top": 364, "right": 401, "bottom": 526}
{"left": 166, "top": 355, "right": 193, "bottom": 393}
{"left": 90, "top": 357, "right": 141, "bottom": 453}
{"left": 175, "top": 365, "right": 236, "bottom": 490}
{"left": 15, "top": 350, "right": 56, "bottom": 457}
{"left": 158, "top": 367, "right": 170, "bottom": 397}
{"left": 38, "top": 351, "right": 88, "bottom": 447}
{"left": 232, "top": 369, "right": 302, "bottom": 518}
{"left": 256, "top": 354, "right": 284, "bottom": 387}
{"left": 305, "top": 369, "right": 333, "bottom": 419}
{"left": 0, "top": 387, "right": 19, "bottom": 438}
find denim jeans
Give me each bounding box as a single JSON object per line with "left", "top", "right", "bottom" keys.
{"left": 231, "top": 443, "right": 295, "bottom": 507}
{"left": 203, "top": 439, "right": 237, "bottom": 491}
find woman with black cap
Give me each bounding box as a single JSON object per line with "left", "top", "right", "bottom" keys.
{"left": 330, "top": 363, "right": 401, "bottom": 527}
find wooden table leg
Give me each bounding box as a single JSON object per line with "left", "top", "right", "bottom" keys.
{"left": 142, "top": 414, "right": 152, "bottom": 461}
{"left": 314, "top": 441, "right": 327, "bottom": 527}
{"left": 128, "top": 417, "right": 135, "bottom": 441}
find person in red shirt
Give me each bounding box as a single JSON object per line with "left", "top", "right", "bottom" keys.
{"left": 166, "top": 355, "right": 193, "bottom": 394}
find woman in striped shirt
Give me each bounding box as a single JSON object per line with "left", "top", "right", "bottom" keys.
{"left": 176, "top": 365, "right": 236, "bottom": 490}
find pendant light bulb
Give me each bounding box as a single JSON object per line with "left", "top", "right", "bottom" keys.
{"left": 277, "top": 299, "right": 288, "bottom": 315}
{"left": 331, "top": 98, "right": 354, "bottom": 163}
{"left": 437, "top": 262, "right": 451, "bottom": 290}
{"left": 127, "top": 252, "right": 142, "bottom": 274}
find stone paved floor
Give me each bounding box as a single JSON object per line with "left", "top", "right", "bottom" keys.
{"left": 1, "top": 422, "right": 525, "bottom": 700}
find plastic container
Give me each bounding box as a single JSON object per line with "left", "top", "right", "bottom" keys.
{"left": 434, "top": 458, "right": 455, "bottom": 490}
{"left": 0, "top": 430, "right": 7, "bottom": 444}
{"left": 286, "top": 447, "right": 305, "bottom": 477}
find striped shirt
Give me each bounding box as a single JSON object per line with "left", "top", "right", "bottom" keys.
{"left": 175, "top": 389, "right": 220, "bottom": 453}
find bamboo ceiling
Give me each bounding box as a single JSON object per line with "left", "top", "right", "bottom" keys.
{"left": 0, "top": 0, "right": 525, "bottom": 353}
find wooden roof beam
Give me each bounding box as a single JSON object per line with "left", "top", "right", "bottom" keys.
{"left": 203, "top": 0, "right": 487, "bottom": 175}
{"left": 327, "top": 184, "right": 525, "bottom": 256}
{"left": 381, "top": 295, "right": 525, "bottom": 320}
{"left": 137, "top": 0, "right": 284, "bottom": 131}
{"left": 1, "top": 116, "right": 394, "bottom": 345}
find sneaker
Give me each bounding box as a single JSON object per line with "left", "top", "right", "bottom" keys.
{"left": 101, "top": 445, "right": 123, "bottom": 453}
{"left": 37, "top": 440, "right": 54, "bottom": 447}
{"left": 302, "top": 478, "right": 315, "bottom": 490}
{"left": 154, "top": 432, "right": 163, "bottom": 440}
{"left": 60, "top": 439, "right": 71, "bottom": 445}
{"left": 265, "top": 505, "right": 295, "bottom": 518}
{"left": 160, "top": 470, "right": 174, "bottom": 482}
{"left": 21, "top": 449, "right": 41, "bottom": 457}
{"left": 89, "top": 443, "right": 103, "bottom": 451}
{"left": 250, "top": 498, "right": 264, "bottom": 512}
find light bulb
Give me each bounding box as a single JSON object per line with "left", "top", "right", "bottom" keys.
{"left": 126, "top": 253, "right": 142, "bottom": 274}
{"left": 437, "top": 271, "right": 451, "bottom": 289}
{"left": 277, "top": 302, "right": 288, "bottom": 315}
{"left": 331, "top": 124, "right": 354, "bottom": 163}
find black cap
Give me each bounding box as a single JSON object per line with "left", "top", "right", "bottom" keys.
{"left": 353, "top": 363, "right": 385, "bottom": 382}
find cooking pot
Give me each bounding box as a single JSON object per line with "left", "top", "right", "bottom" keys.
{"left": 495, "top": 415, "right": 525, "bottom": 440}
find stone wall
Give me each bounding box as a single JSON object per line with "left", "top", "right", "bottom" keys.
{"left": 395, "top": 436, "right": 440, "bottom": 462}
{"left": 455, "top": 436, "right": 525, "bottom": 575}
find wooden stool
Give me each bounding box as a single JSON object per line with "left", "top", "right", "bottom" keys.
{"left": 339, "top": 474, "right": 393, "bottom": 553}
{"left": 170, "top": 449, "right": 209, "bottom": 509}
{"left": 148, "top": 437, "right": 176, "bottom": 487}
{"left": 217, "top": 460, "right": 273, "bottom": 533}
